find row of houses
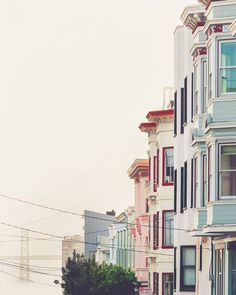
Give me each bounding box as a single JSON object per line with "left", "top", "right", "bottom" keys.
{"left": 82, "top": 1, "right": 236, "bottom": 295}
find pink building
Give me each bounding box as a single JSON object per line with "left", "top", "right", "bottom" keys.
{"left": 128, "top": 159, "right": 149, "bottom": 287}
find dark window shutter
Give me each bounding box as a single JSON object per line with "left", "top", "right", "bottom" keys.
{"left": 184, "top": 77, "right": 188, "bottom": 124}
{"left": 199, "top": 244, "right": 203, "bottom": 271}
{"left": 191, "top": 73, "right": 194, "bottom": 121}
{"left": 153, "top": 214, "right": 159, "bottom": 250}
{"left": 174, "top": 169, "right": 177, "bottom": 213}
{"left": 180, "top": 88, "right": 184, "bottom": 134}
{"left": 184, "top": 161, "right": 187, "bottom": 209}
{"left": 153, "top": 272, "right": 159, "bottom": 295}
{"left": 174, "top": 91, "right": 177, "bottom": 136}
{"left": 180, "top": 167, "right": 184, "bottom": 213}
{"left": 191, "top": 159, "right": 194, "bottom": 208}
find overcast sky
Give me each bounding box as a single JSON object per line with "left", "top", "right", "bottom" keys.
{"left": 0, "top": 0, "right": 194, "bottom": 245}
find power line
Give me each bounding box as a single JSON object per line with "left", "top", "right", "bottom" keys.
{"left": 0, "top": 220, "right": 173, "bottom": 257}
{"left": 0, "top": 192, "right": 188, "bottom": 232}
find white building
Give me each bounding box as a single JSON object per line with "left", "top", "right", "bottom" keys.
{"left": 174, "top": 1, "right": 236, "bottom": 295}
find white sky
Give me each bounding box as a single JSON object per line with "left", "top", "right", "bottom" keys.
{"left": 0, "top": 0, "right": 194, "bottom": 258}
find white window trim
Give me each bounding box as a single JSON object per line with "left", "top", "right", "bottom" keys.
{"left": 219, "top": 143, "right": 236, "bottom": 199}
{"left": 218, "top": 39, "right": 236, "bottom": 95}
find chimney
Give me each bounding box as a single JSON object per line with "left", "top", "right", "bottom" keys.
{"left": 106, "top": 210, "right": 116, "bottom": 216}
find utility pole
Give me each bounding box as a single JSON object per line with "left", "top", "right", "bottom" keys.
{"left": 20, "top": 229, "right": 30, "bottom": 280}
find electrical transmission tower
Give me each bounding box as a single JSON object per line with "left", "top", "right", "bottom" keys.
{"left": 20, "top": 229, "right": 30, "bottom": 280}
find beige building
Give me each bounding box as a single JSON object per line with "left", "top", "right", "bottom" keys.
{"left": 140, "top": 108, "right": 174, "bottom": 295}
{"left": 62, "top": 234, "right": 84, "bottom": 267}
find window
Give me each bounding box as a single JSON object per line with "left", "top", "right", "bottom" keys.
{"left": 162, "top": 273, "right": 174, "bottom": 295}
{"left": 153, "top": 272, "right": 159, "bottom": 295}
{"left": 153, "top": 213, "right": 159, "bottom": 250}
{"left": 199, "top": 244, "right": 203, "bottom": 272}
{"left": 219, "top": 41, "right": 236, "bottom": 94}
{"left": 219, "top": 144, "right": 236, "bottom": 198}
{"left": 180, "top": 246, "right": 196, "bottom": 291}
{"left": 208, "top": 146, "right": 212, "bottom": 202}
{"left": 162, "top": 211, "right": 173, "bottom": 248}
{"left": 208, "top": 44, "right": 213, "bottom": 99}
{"left": 202, "top": 154, "right": 207, "bottom": 207}
{"left": 215, "top": 249, "right": 224, "bottom": 295}
{"left": 202, "top": 60, "right": 207, "bottom": 113}
{"left": 163, "top": 147, "right": 174, "bottom": 185}
{"left": 194, "top": 157, "right": 199, "bottom": 208}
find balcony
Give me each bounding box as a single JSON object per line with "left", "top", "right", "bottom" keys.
{"left": 203, "top": 200, "right": 236, "bottom": 235}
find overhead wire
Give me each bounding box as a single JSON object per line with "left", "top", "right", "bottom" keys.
{"left": 0, "top": 192, "right": 188, "bottom": 232}
{"left": 0, "top": 220, "right": 173, "bottom": 257}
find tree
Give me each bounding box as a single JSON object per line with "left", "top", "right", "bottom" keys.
{"left": 61, "top": 252, "right": 139, "bottom": 295}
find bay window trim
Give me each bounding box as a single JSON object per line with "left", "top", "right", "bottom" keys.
{"left": 218, "top": 39, "right": 236, "bottom": 95}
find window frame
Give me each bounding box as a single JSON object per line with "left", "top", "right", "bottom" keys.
{"left": 219, "top": 143, "right": 236, "bottom": 199}
{"left": 162, "top": 210, "right": 174, "bottom": 249}
{"left": 162, "top": 147, "right": 174, "bottom": 186}
{"left": 162, "top": 273, "right": 174, "bottom": 295}
{"left": 218, "top": 39, "right": 236, "bottom": 95}
{"left": 180, "top": 246, "right": 196, "bottom": 292}
{"left": 193, "top": 65, "right": 199, "bottom": 116}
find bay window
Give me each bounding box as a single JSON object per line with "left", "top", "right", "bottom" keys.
{"left": 180, "top": 246, "right": 196, "bottom": 291}
{"left": 163, "top": 147, "right": 174, "bottom": 185}
{"left": 219, "top": 144, "right": 236, "bottom": 198}
{"left": 219, "top": 41, "right": 236, "bottom": 94}
{"left": 162, "top": 211, "right": 173, "bottom": 248}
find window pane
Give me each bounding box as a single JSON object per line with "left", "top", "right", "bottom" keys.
{"left": 183, "top": 248, "right": 195, "bottom": 266}
{"left": 163, "top": 273, "right": 173, "bottom": 295}
{"left": 183, "top": 268, "right": 196, "bottom": 286}
{"left": 220, "top": 68, "right": 236, "bottom": 93}
{"left": 221, "top": 145, "right": 236, "bottom": 170}
{"left": 164, "top": 148, "right": 174, "bottom": 182}
{"left": 221, "top": 171, "right": 236, "bottom": 196}
{"left": 221, "top": 42, "right": 236, "bottom": 67}
{"left": 164, "top": 212, "right": 173, "bottom": 246}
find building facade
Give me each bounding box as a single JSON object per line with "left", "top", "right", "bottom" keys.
{"left": 84, "top": 209, "right": 116, "bottom": 258}
{"left": 62, "top": 234, "right": 84, "bottom": 267}
{"left": 128, "top": 160, "right": 149, "bottom": 287}
{"left": 174, "top": 1, "right": 236, "bottom": 295}
{"left": 140, "top": 108, "right": 174, "bottom": 295}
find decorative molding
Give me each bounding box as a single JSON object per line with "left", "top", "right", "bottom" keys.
{"left": 192, "top": 46, "right": 207, "bottom": 61}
